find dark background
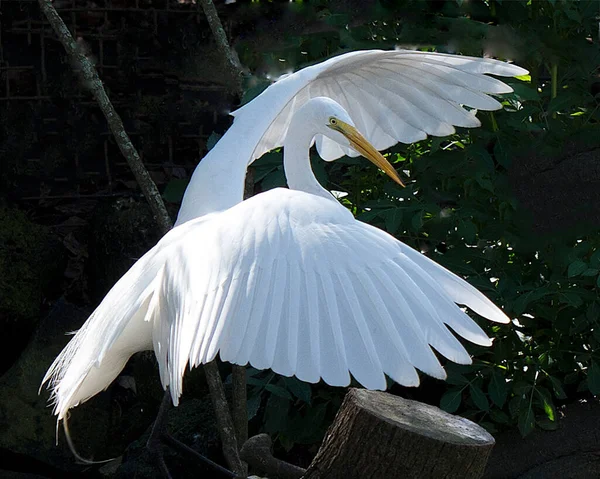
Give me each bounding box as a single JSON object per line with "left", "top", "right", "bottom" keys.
{"left": 1, "top": 0, "right": 599, "bottom": 477}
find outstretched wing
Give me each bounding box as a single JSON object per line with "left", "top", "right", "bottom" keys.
{"left": 232, "top": 49, "right": 527, "bottom": 162}
{"left": 154, "top": 188, "right": 509, "bottom": 404}
{"left": 177, "top": 49, "right": 526, "bottom": 224}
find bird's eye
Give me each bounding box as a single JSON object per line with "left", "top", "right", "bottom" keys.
{"left": 329, "top": 117, "right": 337, "bottom": 125}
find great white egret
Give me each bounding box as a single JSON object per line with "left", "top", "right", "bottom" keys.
{"left": 43, "top": 49, "right": 525, "bottom": 423}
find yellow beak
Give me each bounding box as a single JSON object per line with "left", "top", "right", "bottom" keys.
{"left": 330, "top": 120, "right": 405, "bottom": 187}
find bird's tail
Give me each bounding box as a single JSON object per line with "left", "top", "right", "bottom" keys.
{"left": 41, "top": 247, "right": 162, "bottom": 421}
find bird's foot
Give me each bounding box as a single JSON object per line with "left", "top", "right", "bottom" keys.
{"left": 146, "top": 390, "right": 239, "bottom": 478}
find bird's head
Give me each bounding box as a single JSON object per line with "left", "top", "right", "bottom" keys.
{"left": 310, "top": 97, "right": 404, "bottom": 186}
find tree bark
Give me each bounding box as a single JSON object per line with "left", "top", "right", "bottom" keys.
{"left": 204, "top": 361, "right": 245, "bottom": 477}
{"left": 301, "top": 389, "right": 495, "bottom": 479}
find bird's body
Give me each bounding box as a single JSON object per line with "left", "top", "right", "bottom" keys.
{"left": 43, "top": 49, "right": 526, "bottom": 422}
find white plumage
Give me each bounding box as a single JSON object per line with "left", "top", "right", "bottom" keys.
{"left": 43, "top": 49, "right": 525, "bottom": 421}
{"left": 177, "top": 49, "right": 527, "bottom": 223}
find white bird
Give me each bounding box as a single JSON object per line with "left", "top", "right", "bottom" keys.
{"left": 43, "top": 49, "right": 526, "bottom": 421}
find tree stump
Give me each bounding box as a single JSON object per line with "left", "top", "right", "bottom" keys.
{"left": 301, "top": 388, "right": 495, "bottom": 479}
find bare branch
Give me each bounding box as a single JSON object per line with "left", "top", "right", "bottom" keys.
{"left": 38, "top": 0, "right": 172, "bottom": 234}
{"left": 240, "top": 434, "right": 306, "bottom": 479}
{"left": 39, "top": 1, "right": 246, "bottom": 474}
{"left": 231, "top": 366, "right": 248, "bottom": 449}
{"left": 198, "top": 0, "right": 246, "bottom": 95}
{"left": 230, "top": 168, "right": 256, "bottom": 466}
{"left": 205, "top": 361, "right": 246, "bottom": 476}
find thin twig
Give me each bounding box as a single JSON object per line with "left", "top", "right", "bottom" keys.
{"left": 197, "top": 0, "right": 246, "bottom": 95}
{"left": 39, "top": 1, "right": 245, "bottom": 474}
{"left": 38, "top": 0, "right": 172, "bottom": 234}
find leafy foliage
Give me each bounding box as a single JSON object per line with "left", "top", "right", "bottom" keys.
{"left": 236, "top": 0, "right": 600, "bottom": 445}
{"left": 175, "top": 0, "right": 600, "bottom": 447}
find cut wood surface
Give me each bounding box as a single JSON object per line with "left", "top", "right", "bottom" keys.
{"left": 301, "top": 388, "right": 495, "bottom": 479}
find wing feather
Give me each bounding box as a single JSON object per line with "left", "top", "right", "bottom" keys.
{"left": 335, "top": 270, "right": 386, "bottom": 389}
{"left": 155, "top": 189, "right": 508, "bottom": 400}
{"left": 231, "top": 49, "right": 527, "bottom": 162}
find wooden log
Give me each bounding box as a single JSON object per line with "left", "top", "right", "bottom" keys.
{"left": 301, "top": 388, "right": 495, "bottom": 479}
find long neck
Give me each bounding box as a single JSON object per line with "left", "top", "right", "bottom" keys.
{"left": 175, "top": 72, "right": 316, "bottom": 226}
{"left": 175, "top": 120, "right": 253, "bottom": 226}
{"left": 283, "top": 120, "right": 332, "bottom": 200}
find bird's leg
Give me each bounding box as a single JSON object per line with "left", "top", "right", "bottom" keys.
{"left": 146, "top": 389, "right": 240, "bottom": 478}
{"left": 146, "top": 390, "right": 173, "bottom": 479}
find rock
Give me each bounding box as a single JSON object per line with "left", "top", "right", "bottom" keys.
{"left": 0, "top": 207, "right": 66, "bottom": 376}
{"left": 0, "top": 472, "right": 50, "bottom": 479}
{"left": 0, "top": 299, "right": 157, "bottom": 475}
{"left": 115, "top": 396, "right": 221, "bottom": 479}
{"left": 486, "top": 399, "right": 600, "bottom": 478}
{"left": 87, "top": 198, "right": 164, "bottom": 302}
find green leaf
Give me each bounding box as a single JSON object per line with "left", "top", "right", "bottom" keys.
{"left": 475, "top": 172, "right": 494, "bottom": 192}
{"left": 488, "top": 370, "right": 508, "bottom": 408}
{"left": 518, "top": 403, "right": 535, "bottom": 437}
{"left": 559, "top": 291, "right": 584, "bottom": 308}
{"left": 247, "top": 394, "right": 262, "bottom": 420}
{"left": 264, "top": 395, "right": 290, "bottom": 434}
{"left": 382, "top": 208, "right": 403, "bottom": 235}
{"left": 282, "top": 377, "right": 312, "bottom": 404}
{"left": 206, "top": 131, "right": 222, "bottom": 150}
{"left": 508, "top": 395, "right": 522, "bottom": 418}
{"left": 410, "top": 211, "right": 423, "bottom": 231}
{"left": 590, "top": 250, "right": 600, "bottom": 268}
{"left": 493, "top": 141, "right": 512, "bottom": 168}
{"left": 582, "top": 268, "right": 599, "bottom": 277}
{"left": 246, "top": 377, "right": 267, "bottom": 387}
{"left": 513, "top": 381, "right": 532, "bottom": 395}
{"left": 548, "top": 376, "right": 567, "bottom": 400}
{"left": 446, "top": 371, "right": 470, "bottom": 386}
{"left": 162, "top": 179, "right": 189, "bottom": 204}
{"left": 304, "top": 402, "right": 328, "bottom": 429}
{"left": 535, "top": 387, "right": 556, "bottom": 421}
{"left": 587, "top": 361, "right": 600, "bottom": 395}
{"left": 240, "top": 80, "right": 270, "bottom": 106}
{"left": 489, "top": 408, "right": 510, "bottom": 424}
{"left": 260, "top": 167, "right": 286, "bottom": 190}
{"left": 470, "top": 384, "right": 490, "bottom": 411}
{"left": 513, "top": 288, "right": 549, "bottom": 315}
{"left": 509, "top": 82, "right": 540, "bottom": 101}
{"left": 568, "top": 260, "right": 588, "bottom": 277}
{"left": 458, "top": 220, "right": 477, "bottom": 243}
{"left": 440, "top": 389, "right": 462, "bottom": 413}
{"left": 265, "top": 384, "right": 293, "bottom": 400}
{"left": 537, "top": 418, "right": 559, "bottom": 431}
{"left": 597, "top": 275, "right": 600, "bottom": 288}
